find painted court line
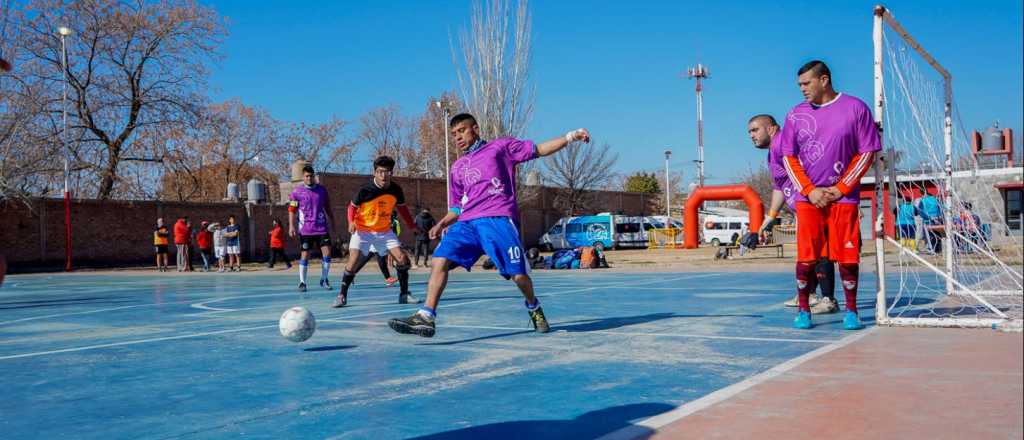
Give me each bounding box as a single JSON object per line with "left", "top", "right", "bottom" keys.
{"left": 0, "top": 274, "right": 723, "bottom": 361}
{"left": 595, "top": 326, "right": 877, "bottom": 440}
{"left": 327, "top": 320, "right": 840, "bottom": 344}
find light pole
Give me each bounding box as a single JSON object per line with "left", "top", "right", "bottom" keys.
{"left": 435, "top": 100, "right": 451, "bottom": 210}
{"left": 59, "top": 26, "right": 73, "bottom": 272}
{"left": 664, "top": 149, "right": 672, "bottom": 220}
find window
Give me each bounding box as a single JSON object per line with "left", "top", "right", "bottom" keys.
{"left": 728, "top": 222, "right": 742, "bottom": 230}
{"left": 1006, "top": 189, "right": 1022, "bottom": 231}
{"left": 567, "top": 223, "right": 583, "bottom": 234}
{"left": 549, "top": 225, "right": 563, "bottom": 235}
{"left": 616, "top": 223, "right": 640, "bottom": 233}
{"left": 643, "top": 223, "right": 657, "bottom": 231}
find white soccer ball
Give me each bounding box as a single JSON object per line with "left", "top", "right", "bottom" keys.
{"left": 279, "top": 306, "right": 316, "bottom": 343}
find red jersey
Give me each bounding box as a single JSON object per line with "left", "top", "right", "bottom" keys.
{"left": 196, "top": 230, "right": 213, "bottom": 250}
{"left": 173, "top": 220, "right": 190, "bottom": 245}
{"left": 270, "top": 226, "right": 285, "bottom": 249}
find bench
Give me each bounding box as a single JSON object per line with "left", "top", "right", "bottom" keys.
{"left": 721, "top": 243, "right": 784, "bottom": 259}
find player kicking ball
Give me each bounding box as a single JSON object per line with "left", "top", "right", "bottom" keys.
{"left": 779, "top": 60, "right": 880, "bottom": 330}
{"left": 388, "top": 113, "right": 590, "bottom": 337}
{"left": 333, "top": 156, "right": 419, "bottom": 307}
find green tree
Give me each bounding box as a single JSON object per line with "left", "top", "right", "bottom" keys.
{"left": 623, "top": 172, "right": 661, "bottom": 194}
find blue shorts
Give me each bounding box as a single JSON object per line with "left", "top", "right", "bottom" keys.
{"left": 433, "top": 217, "right": 528, "bottom": 279}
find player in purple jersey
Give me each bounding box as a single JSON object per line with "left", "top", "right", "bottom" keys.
{"left": 749, "top": 114, "right": 837, "bottom": 313}
{"left": 387, "top": 113, "right": 591, "bottom": 338}
{"left": 779, "top": 60, "right": 880, "bottom": 330}
{"left": 288, "top": 164, "right": 337, "bottom": 293}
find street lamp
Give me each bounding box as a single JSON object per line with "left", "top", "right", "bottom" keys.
{"left": 435, "top": 100, "right": 451, "bottom": 210}
{"left": 58, "top": 26, "right": 73, "bottom": 271}
{"left": 664, "top": 149, "right": 672, "bottom": 220}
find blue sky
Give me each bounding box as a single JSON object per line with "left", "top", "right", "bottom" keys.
{"left": 205, "top": 0, "right": 1023, "bottom": 184}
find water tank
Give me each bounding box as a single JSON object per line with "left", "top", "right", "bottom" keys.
{"left": 247, "top": 178, "right": 266, "bottom": 203}
{"left": 226, "top": 183, "right": 240, "bottom": 201}
{"left": 982, "top": 124, "right": 1004, "bottom": 150}
{"left": 291, "top": 160, "right": 310, "bottom": 183}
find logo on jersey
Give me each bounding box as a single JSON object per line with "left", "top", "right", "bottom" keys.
{"left": 487, "top": 177, "right": 506, "bottom": 195}
{"left": 788, "top": 113, "right": 825, "bottom": 165}
{"left": 457, "top": 164, "right": 482, "bottom": 186}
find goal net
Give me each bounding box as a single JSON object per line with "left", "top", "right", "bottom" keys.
{"left": 872, "top": 6, "right": 1022, "bottom": 331}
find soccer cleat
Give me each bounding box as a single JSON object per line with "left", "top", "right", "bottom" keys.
{"left": 528, "top": 306, "right": 550, "bottom": 333}
{"left": 398, "top": 293, "right": 419, "bottom": 304}
{"left": 811, "top": 297, "right": 839, "bottom": 314}
{"left": 385, "top": 277, "right": 399, "bottom": 287}
{"left": 793, "top": 311, "right": 813, "bottom": 329}
{"left": 331, "top": 292, "right": 347, "bottom": 308}
{"left": 320, "top": 278, "right": 331, "bottom": 290}
{"left": 388, "top": 313, "right": 435, "bottom": 337}
{"left": 298, "top": 282, "right": 307, "bottom": 293}
{"left": 842, "top": 310, "right": 865, "bottom": 330}
{"left": 784, "top": 294, "right": 820, "bottom": 308}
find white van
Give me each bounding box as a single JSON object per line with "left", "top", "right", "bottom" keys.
{"left": 702, "top": 215, "right": 748, "bottom": 247}
{"left": 538, "top": 214, "right": 660, "bottom": 251}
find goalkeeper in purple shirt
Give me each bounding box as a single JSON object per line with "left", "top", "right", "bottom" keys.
{"left": 388, "top": 113, "right": 591, "bottom": 338}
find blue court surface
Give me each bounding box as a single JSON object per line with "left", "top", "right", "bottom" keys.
{"left": 0, "top": 270, "right": 879, "bottom": 439}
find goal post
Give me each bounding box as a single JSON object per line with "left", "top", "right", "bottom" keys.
{"left": 872, "top": 5, "right": 1022, "bottom": 330}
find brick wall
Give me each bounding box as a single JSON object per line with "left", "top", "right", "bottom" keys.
{"left": 1, "top": 173, "right": 651, "bottom": 271}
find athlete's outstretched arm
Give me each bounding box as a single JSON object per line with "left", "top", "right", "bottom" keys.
{"left": 536, "top": 128, "right": 591, "bottom": 157}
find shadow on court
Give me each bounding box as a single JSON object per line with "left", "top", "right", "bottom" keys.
{"left": 406, "top": 402, "right": 674, "bottom": 440}
{"left": 303, "top": 345, "right": 357, "bottom": 352}
{"left": 420, "top": 312, "right": 762, "bottom": 346}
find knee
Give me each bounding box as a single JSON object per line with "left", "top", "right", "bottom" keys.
{"left": 512, "top": 274, "right": 531, "bottom": 286}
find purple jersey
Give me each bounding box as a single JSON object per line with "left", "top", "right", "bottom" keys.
{"left": 767, "top": 132, "right": 798, "bottom": 210}
{"left": 449, "top": 137, "right": 537, "bottom": 222}
{"left": 779, "top": 93, "right": 881, "bottom": 204}
{"left": 289, "top": 184, "right": 331, "bottom": 235}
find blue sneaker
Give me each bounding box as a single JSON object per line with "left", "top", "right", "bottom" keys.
{"left": 843, "top": 310, "right": 865, "bottom": 330}
{"left": 793, "top": 311, "right": 813, "bottom": 329}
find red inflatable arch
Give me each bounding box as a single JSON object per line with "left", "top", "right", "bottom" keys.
{"left": 684, "top": 184, "right": 764, "bottom": 249}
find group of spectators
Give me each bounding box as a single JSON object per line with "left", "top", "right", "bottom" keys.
{"left": 152, "top": 208, "right": 439, "bottom": 273}
{"left": 895, "top": 192, "right": 984, "bottom": 254}
{"left": 152, "top": 215, "right": 242, "bottom": 272}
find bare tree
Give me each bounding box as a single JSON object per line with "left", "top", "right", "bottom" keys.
{"left": 543, "top": 141, "right": 619, "bottom": 215}
{"left": 453, "top": 0, "right": 533, "bottom": 140}
{"left": 416, "top": 91, "right": 464, "bottom": 178}
{"left": 277, "top": 116, "right": 356, "bottom": 176}
{"left": 13, "top": 0, "right": 226, "bottom": 200}
{"left": 359, "top": 104, "right": 420, "bottom": 176}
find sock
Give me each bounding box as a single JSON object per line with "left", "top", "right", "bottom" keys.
{"left": 378, "top": 255, "right": 391, "bottom": 279}
{"left": 417, "top": 306, "right": 436, "bottom": 321}
{"left": 398, "top": 268, "right": 410, "bottom": 295}
{"left": 525, "top": 298, "right": 540, "bottom": 310}
{"left": 299, "top": 259, "right": 308, "bottom": 284}
{"left": 321, "top": 257, "right": 331, "bottom": 281}
{"left": 796, "top": 262, "right": 818, "bottom": 312}
{"left": 815, "top": 258, "right": 835, "bottom": 301}
{"left": 340, "top": 270, "right": 355, "bottom": 295}
{"left": 839, "top": 263, "right": 860, "bottom": 312}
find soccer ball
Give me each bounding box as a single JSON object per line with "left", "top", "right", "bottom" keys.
{"left": 279, "top": 306, "right": 316, "bottom": 343}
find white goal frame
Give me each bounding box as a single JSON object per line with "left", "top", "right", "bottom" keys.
{"left": 871, "top": 5, "right": 1021, "bottom": 330}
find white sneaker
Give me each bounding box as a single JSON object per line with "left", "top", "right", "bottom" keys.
{"left": 783, "top": 294, "right": 820, "bottom": 307}
{"left": 811, "top": 297, "right": 839, "bottom": 314}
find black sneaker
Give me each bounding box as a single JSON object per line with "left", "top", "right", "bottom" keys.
{"left": 528, "top": 306, "right": 550, "bottom": 333}
{"left": 388, "top": 313, "right": 435, "bottom": 337}
{"left": 298, "top": 282, "right": 307, "bottom": 293}
{"left": 331, "top": 292, "right": 347, "bottom": 308}
{"left": 320, "top": 278, "right": 331, "bottom": 290}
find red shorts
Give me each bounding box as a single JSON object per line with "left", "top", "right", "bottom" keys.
{"left": 795, "top": 201, "right": 861, "bottom": 264}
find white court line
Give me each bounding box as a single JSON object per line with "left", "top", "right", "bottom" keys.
{"left": 595, "top": 327, "right": 877, "bottom": 440}
{"left": 0, "top": 273, "right": 723, "bottom": 361}
{"left": 327, "top": 320, "right": 839, "bottom": 344}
